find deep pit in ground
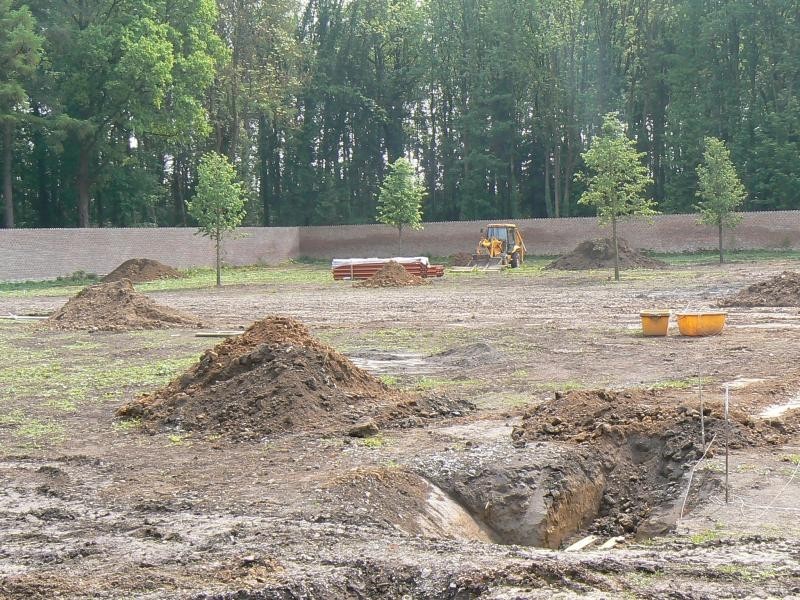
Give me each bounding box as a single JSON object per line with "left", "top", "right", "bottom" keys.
{"left": 371, "top": 388, "right": 800, "bottom": 549}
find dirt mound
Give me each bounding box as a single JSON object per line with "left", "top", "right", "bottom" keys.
{"left": 117, "top": 316, "right": 416, "bottom": 438}
{"left": 102, "top": 258, "right": 181, "bottom": 283}
{"left": 356, "top": 261, "right": 429, "bottom": 288}
{"left": 719, "top": 271, "right": 800, "bottom": 307}
{"left": 42, "top": 280, "right": 204, "bottom": 332}
{"left": 545, "top": 238, "right": 668, "bottom": 271}
{"left": 511, "top": 388, "right": 798, "bottom": 538}
{"left": 449, "top": 252, "right": 474, "bottom": 267}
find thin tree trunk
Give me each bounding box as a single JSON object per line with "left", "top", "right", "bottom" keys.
{"left": 553, "top": 145, "right": 561, "bottom": 218}
{"left": 2, "top": 121, "right": 13, "bottom": 228}
{"left": 216, "top": 232, "right": 222, "bottom": 287}
{"left": 612, "top": 213, "right": 620, "bottom": 281}
{"left": 544, "top": 152, "right": 552, "bottom": 217}
{"left": 719, "top": 222, "right": 724, "bottom": 265}
{"left": 78, "top": 145, "right": 91, "bottom": 227}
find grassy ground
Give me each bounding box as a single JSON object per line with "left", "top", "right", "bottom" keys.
{"left": 2, "top": 249, "right": 799, "bottom": 297}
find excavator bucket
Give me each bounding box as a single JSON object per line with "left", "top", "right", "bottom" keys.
{"left": 467, "top": 254, "right": 505, "bottom": 270}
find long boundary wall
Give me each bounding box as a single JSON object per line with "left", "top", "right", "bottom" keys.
{"left": 1, "top": 211, "right": 799, "bottom": 281}
{"left": 298, "top": 211, "right": 800, "bottom": 259}
{"left": 0, "top": 227, "right": 299, "bottom": 282}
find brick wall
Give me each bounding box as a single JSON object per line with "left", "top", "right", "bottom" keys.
{"left": 0, "top": 227, "right": 299, "bottom": 281}
{"left": 1, "top": 212, "right": 799, "bottom": 281}
{"left": 298, "top": 211, "right": 800, "bottom": 258}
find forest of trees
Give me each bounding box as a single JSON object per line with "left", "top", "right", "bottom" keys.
{"left": 1, "top": 0, "right": 799, "bottom": 229}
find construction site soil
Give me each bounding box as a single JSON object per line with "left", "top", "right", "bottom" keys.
{"left": 719, "top": 270, "right": 800, "bottom": 307}
{"left": 546, "top": 237, "right": 669, "bottom": 271}
{"left": 119, "top": 316, "right": 469, "bottom": 439}
{"left": 355, "top": 260, "right": 429, "bottom": 287}
{"left": 42, "top": 279, "right": 204, "bottom": 332}
{"left": 2, "top": 257, "right": 800, "bottom": 599}
{"left": 102, "top": 258, "right": 182, "bottom": 283}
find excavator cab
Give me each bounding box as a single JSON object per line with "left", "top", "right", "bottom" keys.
{"left": 456, "top": 223, "right": 526, "bottom": 271}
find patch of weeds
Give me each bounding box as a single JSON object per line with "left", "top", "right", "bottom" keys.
{"left": 698, "top": 460, "right": 724, "bottom": 474}
{"left": 379, "top": 375, "right": 399, "bottom": 386}
{"left": 17, "top": 419, "right": 65, "bottom": 442}
{"left": 43, "top": 398, "right": 77, "bottom": 412}
{"left": 113, "top": 418, "right": 142, "bottom": 432}
{"left": 690, "top": 525, "right": 726, "bottom": 544}
{"left": 716, "top": 564, "right": 776, "bottom": 582}
{"left": 511, "top": 369, "right": 529, "bottom": 379}
{"left": 168, "top": 433, "right": 190, "bottom": 446}
{"left": 411, "top": 376, "right": 479, "bottom": 391}
{"left": 359, "top": 436, "right": 385, "bottom": 449}
{"left": 647, "top": 376, "right": 711, "bottom": 391}
{"left": 780, "top": 453, "right": 800, "bottom": 465}
{"left": 64, "top": 340, "right": 103, "bottom": 351}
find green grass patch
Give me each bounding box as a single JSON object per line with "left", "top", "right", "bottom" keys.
{"left": 654, "top": 248, "right": 800, "bottom": 266}
{"left": 410, "top": 376, "right": 480, "bottom": 391}
{"left": 359, "top": 436, "right": 385, "bottom": 449}
{"left": 646, "top": 376, "right": 710, "bottom": 391}
{"left": 0, "top": 263, "right": 333, "bottom": 297}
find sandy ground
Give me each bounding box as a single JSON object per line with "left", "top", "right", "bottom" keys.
{"left": 1, "top": 260, "right": 800, "bottom": 599}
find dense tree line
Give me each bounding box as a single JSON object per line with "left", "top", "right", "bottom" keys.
{"left": 1, "top": 0, "right": 799, "bottom": 228}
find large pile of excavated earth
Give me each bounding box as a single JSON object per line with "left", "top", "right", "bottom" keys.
{"left": 117, "top": 316, "right": 440, "bottom": 438}
{"left": 42, "top": 279, "right": 203, "bottom": 332}
{"left": 511, "top": 388, "right": 799, "bottom": 538}
{"left": 102, "top": 258, "right": 182, "bottom": 283}
{"left": 545, "top": 238, "right": 668, "bottom": 270}
{"left": 357, "top": 261, "right": 429, "bottom": 288}
{"left": 719, "top": 270, "right": 800, "bottom": 307}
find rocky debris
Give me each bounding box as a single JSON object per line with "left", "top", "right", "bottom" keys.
{"left": 431, "top": 343, "right": 498, "bottom": 371}
{"left": 545, "top": 238, "right": 668, "bottom": 271}
{"left": 42, "top": 279, "right": 203, "bottom": 332}
{"left": 356, "top": 260, "right": 429, "bottom": 288}
{"left": 102, "top": 258, "right": 181, "bottom": 283}
{"left": 719, "top": 271, "right": 800, "bottom": 307}
{"left": 349, "top": 418, "right": 380, "bottom": 438}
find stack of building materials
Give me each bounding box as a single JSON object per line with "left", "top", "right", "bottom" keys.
{"left": 331, "top": 257, "right": 445, "bottom": 281}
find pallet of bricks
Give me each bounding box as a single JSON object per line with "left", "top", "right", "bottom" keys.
{"left": 331, "top": 257, "right": 445, "bottom": 281}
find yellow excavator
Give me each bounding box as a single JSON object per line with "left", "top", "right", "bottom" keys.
{"left": 453, "top": 223, "right": 527, "bottom": 271}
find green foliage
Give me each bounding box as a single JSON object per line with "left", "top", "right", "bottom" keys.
{"left": 578, "top": 112, "right": 657, "bottom": 280}
{"left": 187, "top": 152, "right": 246, "bottom": 286}
{"left": 376, "top": 157, "right": 425, "bottom": 241}
{"left": 695, "top": 137, "right": 747, "bottom": 264}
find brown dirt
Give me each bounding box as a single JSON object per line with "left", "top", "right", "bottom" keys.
{"left": 356, "top": 260, "right": 429, "bottom": 287}
{"left": 41, "top": 279, "right": 204, "bottom": 332}
{"left": 102, "top": 258, "right": 181, "bottom": 283}
{"left": 545, "top": 237, "right": 668, "bottom": 270}
{"left": 719, "top": 270, "right": 800, "bottom": 307}
{"left": 511, "top": 388, "right": 800, "bottom": 538}
{"left": 116, "top": 316, "right": 444, "bottom": 439}
{"left": 449, "top": 252, "right": 474, "bottom": 267}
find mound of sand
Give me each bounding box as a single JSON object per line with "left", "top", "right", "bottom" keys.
{"left": 357, "top": 261, "right": 429, "bottom": 288}
{"left": 102, "top": 258, "right": 181, "bottom": 283}
{"left": 545, "top": 238, "right": 668, "bottom": 271}
{"left": 719, "top": 271, "right": 800, "bottom": 307}
{"left": 42, "top": 280, "right": 204, "bottom": 332}
{"left": 117, "top": 316, "right": 412, "bottom": 438}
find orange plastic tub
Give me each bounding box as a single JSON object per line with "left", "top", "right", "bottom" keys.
{"left": 640, "top": 311, "right": 671, "bottom": 336}
{"left": 676, "top": 312, "right": 727, "bottom": 336}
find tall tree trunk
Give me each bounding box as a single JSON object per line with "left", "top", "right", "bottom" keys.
{"left": 553, "top": 145, "right": 561, "bottom": 218}
{"left": 258, "top": 113, "right": 271, "bottom": 226}
{"left": 78, "top": 145, "right": 91, "bottom": 227}
{"left": 612, "top": 213, "right": 620, "bottom": 281}
{"left": 2, "top": 121, "right": 13, "bottom": 229}
{"left": 718, "top": 221, "right": 724, "bottom": 265}
{"left": 544, "top": 152, "right": 552, "bottom": 217}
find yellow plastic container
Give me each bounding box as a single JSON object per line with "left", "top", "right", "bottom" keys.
{"left": 676, "top": 312, "right": 727, "bottom": 336}
{"left": 640, "top": 311, "right": 671, "bottom": 336}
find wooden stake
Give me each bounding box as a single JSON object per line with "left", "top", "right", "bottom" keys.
{"left": 724, "top": 384, "right": 730, "bottom": 504}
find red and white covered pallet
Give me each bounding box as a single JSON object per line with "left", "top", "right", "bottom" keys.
{"left": 331, "top": 257, "right": 445, "bottom": 281}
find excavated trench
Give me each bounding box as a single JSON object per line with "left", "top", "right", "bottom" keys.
{"left": 409, "top": 431, "right": 714, "bottom": 549}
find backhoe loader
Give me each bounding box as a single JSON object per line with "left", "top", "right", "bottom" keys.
{"left": 452, "top": 224, "right": 527, "bottom": 271}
